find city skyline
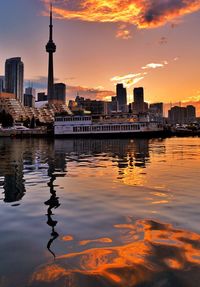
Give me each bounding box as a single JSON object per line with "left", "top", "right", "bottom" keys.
{"left": 0, "top": 0, "right": 200, "bottom": 110}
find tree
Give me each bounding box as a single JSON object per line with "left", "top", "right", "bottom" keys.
{"left": 0, "top": 110, "right": 14, "bottom": 128}
{"left": 24, "top": 117, "right": 30, "bottom": 128}
{"left": 30, "top": 116, "right": 36, "bottom": 129}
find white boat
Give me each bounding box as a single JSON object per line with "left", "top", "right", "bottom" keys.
{"left": 54, "top": 115, "right": 164, "bottom": 137}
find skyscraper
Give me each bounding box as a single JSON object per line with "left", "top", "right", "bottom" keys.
{"left": 24, "top": 87, "right": 36, "bottom": 107}
{"left": 46, "top": 3, "right": 56, "bottom": 104}
{"left": 133, "top": 87, "right": 144, "bottom": 113}
{"left": 116, "top": 83, "right": 127, "bottom": 112}
{"left": 54, "top": 83, "right": 66, "bottom": 104}
{"left": 5, "top": 57, "right": 24, "bottom": 103}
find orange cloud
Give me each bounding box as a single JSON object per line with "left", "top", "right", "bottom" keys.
{"left": 66, "top": 85, "right": 115, "bottom": 100}
{"left": 110, "top": 60, "right": 168, "bottom": 88}
{"left": 42, "top": 0, "right": 200, "bottom": 30}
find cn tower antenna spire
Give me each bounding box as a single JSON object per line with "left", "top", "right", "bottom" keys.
{"left": 46, "top": 1, "right": 56, "bottom": 103}
{"left": 49, "top": 2, "right": 53, "bottom": 41}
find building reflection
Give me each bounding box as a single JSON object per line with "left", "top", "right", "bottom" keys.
{"left": 54, "top": 138, "right": 151, "bottom": 182}
{"left": 0, "top": 139, "right": 26, "bottom": 203}
{"left": 0, "top": 138, "right": 164, "bottom": 205}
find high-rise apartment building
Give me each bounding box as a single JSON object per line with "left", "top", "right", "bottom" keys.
{"left": 5, "top": 57, "right": 24, "bottom": 104}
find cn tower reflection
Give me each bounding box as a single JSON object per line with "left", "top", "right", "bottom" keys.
{"left": 45, "top": 144, "right": 66, "bottom": 258}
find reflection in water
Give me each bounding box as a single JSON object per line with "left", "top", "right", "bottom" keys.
{"left": 31, "top": 219, "right": 200, "bottom": 287}
{"left": 0, "top": 138, "right": 200, "bottom": 287}
{"left": 45, "top": 143, "right": 67, "bottom": 259}
{"left": 45, "top": 182, "right": 60, "bottom": 259}
{"left": 0, "top": 139, "right": 26, "bottom": 203}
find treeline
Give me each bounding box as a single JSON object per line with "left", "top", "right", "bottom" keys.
{"left": 0, "top": 110, "right": 43, "bottom": 128}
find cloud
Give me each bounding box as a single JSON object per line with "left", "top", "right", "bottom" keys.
{"left": 111, "top": 60, "right": 169, "bottom": 88}
{"left": 66, "top": 85, "right": 115, "bottom": 101}
{"left": 111, "top": 73, "right": 145, "bottom": 88}
{"left": 42, "top": 0, "right": 200, "bottom": 32}
{"left": 142, "top": 61, "right": 168, "bottom": 69}
{"left": 116, "top": 24, "right": 132, "bottom": 39}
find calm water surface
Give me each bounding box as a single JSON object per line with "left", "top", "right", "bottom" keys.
{"left": 0, "top": 137, "right": 200, "bottom": 287}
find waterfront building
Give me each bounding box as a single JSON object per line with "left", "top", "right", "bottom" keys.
{"left": 0, "top": 97, "right": 28, "bottom": 121}
{"left": 168, "top": 105, "right": 196, "bottom": 124}
{"left": 5, "top": 57, "right": 24, "bottom": 104}
{"left": 53, "top": 83, "right": 66, "bottom": 105}
{"left": 46, "top": 4, "right": 56, "bottom": 104}
{"left": 116, "top": 83, "right": 127, "bottom": 113}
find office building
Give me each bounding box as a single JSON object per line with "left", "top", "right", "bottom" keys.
{"left": 24, "top": 87, "right": 36, "bottom": 107}
{"left": 5, "top": 57, "right": 24, "bottom": 104}
{"left": 116, "top": 84, "right": 127, "bottom": 113}
{"left": 53, "top": 83, "right": 66, "bottom": 105}
{"left": 133, "top": 87, "right": 144, "bottom": 113}
{"left": 24, "top": 94, "right": 34, "bottom": 107}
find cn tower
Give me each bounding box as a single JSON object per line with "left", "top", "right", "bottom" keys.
{"left": 46, "top": 3, "right": 56, "bottom": 103}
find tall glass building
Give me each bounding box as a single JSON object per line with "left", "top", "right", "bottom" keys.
{"left": 5, "top": 57, "right": 24, "bottom": 104}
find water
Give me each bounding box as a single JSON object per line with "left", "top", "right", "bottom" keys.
{"left": 0, "top": 137, "right": 200, "bottom": 287}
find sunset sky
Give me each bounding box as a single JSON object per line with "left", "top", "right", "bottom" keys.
{"left": 0, "top": 0, "right": 200, "bottom": 106}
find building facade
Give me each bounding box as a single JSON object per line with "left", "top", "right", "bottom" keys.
{"left": 116, "top": 84, "right": 127, "bottom": 113}
{"left": 5, "top": 57, "right": 24, "bottom": 104}
{"left": 53, "top": 83, "right": 66, "bottom": 105}
{"left": 168, "top": 105, "right": 196, "bottom": 124}
{"left": 133, "top": 87, "right": 145, "bottom": 114}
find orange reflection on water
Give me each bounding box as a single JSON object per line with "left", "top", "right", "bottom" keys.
{"left": 30, "top": 220, "right": 200, "bottom": 286}
{"left": 61, "top": 235, "right": 74, "bottom": 242}
{"left": 79, "top": 237, "right": 112, "bottom": 246}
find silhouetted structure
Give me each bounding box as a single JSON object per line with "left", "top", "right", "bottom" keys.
{"left": 54, "top": 83, "right": 66, "bottom": 105}
{"left": 116, "top": 84, "right": 127, "bottom": 113}
{"left": 133, "top": 87, "right": 145, "bottom": 114}
{"left": 46, "top": 4, "right": 56, "bottom": 104}
{"left": 149, "top": 102, "right": 164, "bottom": 122}
{"left": 75, "top": 96, "right": 106, "bottom": 115}
{"left": 168, "top": 105, "right": 196, "bottom": 124}
{"left": 37, "top": 92, "right": 47, "bottom": 102}
{"left": 0, "top": 76, "right": 4, "bottom": 93}
{"left": 5, "top": 57, "right": 24, "bottom": 104}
